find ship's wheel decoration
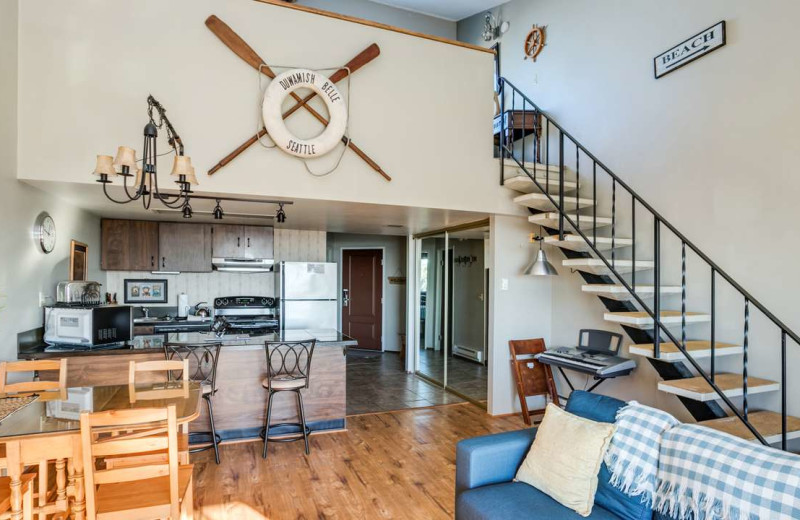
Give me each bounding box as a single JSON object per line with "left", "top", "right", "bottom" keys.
{"left": 524, "top": 25, "right": 547, "bottom": 62}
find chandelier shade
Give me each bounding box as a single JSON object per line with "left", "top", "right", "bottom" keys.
{"left": 92, "top": 155, "right": 116, "bottom": 177}
{"left": 112, "top": 146, "right": 138, "bottom": 173}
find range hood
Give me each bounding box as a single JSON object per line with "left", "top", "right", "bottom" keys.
{"left": 212, "top": 257, "right": 274, "bottom": 273}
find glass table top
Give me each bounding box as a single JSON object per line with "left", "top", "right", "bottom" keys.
{"left": 0, "top": 382, "right": 202, "bottom": 440}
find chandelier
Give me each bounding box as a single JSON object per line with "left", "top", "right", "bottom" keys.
{"left": 92, "top": 95, "right": 291, "bottom": 221}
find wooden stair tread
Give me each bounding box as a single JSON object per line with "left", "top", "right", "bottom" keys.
{"left": 700, "top": 411, "right": 800, "bottom": 443}
{"left": 658, "top": 373, "right": 779, "bottom": 402}
{"left": 544, "top": 235, "right": 632, "bottom": 252}
{"left": 563, "top": 258, "right": 654, "bottom": 275}
{"left": 504, "top": 173, "right": 577, "bottom": 194}
{"left": 629, "top": 341, "right": 741, "bottom": 360}
{"left": 604, "top": 310, "right": 710, "bottom": 328}
{"left": 529, "top": 213, "right": 612, "bottom": 229}
{"left": 581, "top": 284, "right": 682, "bottom": 301}
{"left": 514, "top": 193, "right": 594, "bottom": 211}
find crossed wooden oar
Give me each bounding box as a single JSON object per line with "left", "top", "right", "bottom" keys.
{"left": 205, "top": 15, "right": 390, "bottom": 181}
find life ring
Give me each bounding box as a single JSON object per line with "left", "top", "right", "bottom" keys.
{"left": 262, "top": 68, "right": 348, "bottom": 159}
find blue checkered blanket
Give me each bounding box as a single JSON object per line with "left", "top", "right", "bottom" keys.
{"left": 654, "top": 424, "right": 800, "bottom": 520}
{"left": 605, "top": 402, "right": 679, "bottom": 504}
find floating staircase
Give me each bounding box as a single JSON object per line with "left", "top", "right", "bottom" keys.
{"left": 497, "top": 76, "right": 800, "bottom": 449}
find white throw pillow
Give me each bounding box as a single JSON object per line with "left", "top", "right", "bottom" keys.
{"left": 515, "top": 403, "right": 616, "bottom": 517}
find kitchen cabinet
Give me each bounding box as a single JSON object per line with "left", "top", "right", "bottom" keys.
{"left": 211, "top": 224, "right": 243, "bottom": 258}
{"left": 159, "top": 223, "right": 212, "bottom": 272}
{"left": 212, "top": 225, "right": 273, "bottom": 259}
{"left": 101, "top": 219, "right": 159, "bottom": 271}
{"left": 244, "top": 226, "right": 274, "bottom": 259}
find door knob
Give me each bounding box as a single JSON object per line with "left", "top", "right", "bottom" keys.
{"left": 342, "top": 289, "right": 350, "bottom": 307}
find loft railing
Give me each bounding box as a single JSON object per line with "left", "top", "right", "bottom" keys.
{"left": 497, "top": 77, "right": 796, "bottom": 449}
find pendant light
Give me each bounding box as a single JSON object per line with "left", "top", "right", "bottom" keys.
{"left": 524, "top": 229, "right": 558, "bottom": 276}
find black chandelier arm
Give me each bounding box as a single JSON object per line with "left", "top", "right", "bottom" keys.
{"left": 102, "top": 181, "right": 138, "bottom": 205}
{"left": 150, "top": 166, "right": 188, "bottom": 209}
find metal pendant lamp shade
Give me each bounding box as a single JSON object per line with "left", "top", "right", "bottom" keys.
{"left": 524, "top": 239, "right": 558, "bottom": 276}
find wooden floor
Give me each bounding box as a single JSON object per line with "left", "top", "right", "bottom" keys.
{"left": 191, "top": 402, "right": 524, "bottom": 519}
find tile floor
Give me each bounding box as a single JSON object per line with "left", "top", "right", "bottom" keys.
{"left": 346, "top": 350, "right": 465, "bottom": 415}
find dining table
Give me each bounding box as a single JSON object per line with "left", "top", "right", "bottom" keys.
{"left": 0, "top": 381, "right": 202, "bottom": 520}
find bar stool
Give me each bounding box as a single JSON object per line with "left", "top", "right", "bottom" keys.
{"left": 164, "top": 342, "right": 223, "bottom": 464}
{"left": 261, "top": 339, "right": 316, "bottom": 459}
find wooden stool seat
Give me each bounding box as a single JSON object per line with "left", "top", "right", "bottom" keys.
{"left": 0, "top": 474, "right": 35, "bottom": 515}
{"left": 94, "top": 465, "right": 193, "bottom": 520}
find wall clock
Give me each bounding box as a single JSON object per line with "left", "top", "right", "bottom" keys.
{"left": 34, "top": 212, "right": 56, "bottom": 254}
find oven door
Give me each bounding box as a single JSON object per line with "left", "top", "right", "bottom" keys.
{"left": 44, "top": 308, "right": 93, "bottom": 345}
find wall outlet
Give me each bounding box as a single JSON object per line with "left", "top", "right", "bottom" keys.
{"left": 501, "top": 278, "right": 509, "bottom": 291}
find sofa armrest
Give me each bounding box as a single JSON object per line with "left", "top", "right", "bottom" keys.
{"left": 455, "top": 428, "right": 537, "bottom": 497}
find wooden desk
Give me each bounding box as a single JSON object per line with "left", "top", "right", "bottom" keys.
{"left": 0, "top": 383, "right": 201, "bottom": 520}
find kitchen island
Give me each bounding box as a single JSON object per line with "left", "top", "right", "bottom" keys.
{"left": 20, "top": 329, "right": 356, "bottom": 441}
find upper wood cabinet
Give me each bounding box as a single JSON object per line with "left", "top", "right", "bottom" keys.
{"left": 101, "top": 219, "right": 159, "bottom": 271}
{"left": 212, "top": 225, "right": 273, "bottom": 259}
{"left": 244, "top": 226, "right": 274, "bottom": 259}
{"left": 159, "top": 223, "right": 212, "bottom": 272}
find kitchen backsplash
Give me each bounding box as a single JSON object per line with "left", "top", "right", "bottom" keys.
{"left": 104, "top": 229, "right": 326, "bottom": 307}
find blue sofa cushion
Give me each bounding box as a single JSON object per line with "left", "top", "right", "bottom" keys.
{"left": 565, "top": 391, "right": 652, "bottom": 520}
{"left": 457, "top": 482, "right": 620, "bottom": 520}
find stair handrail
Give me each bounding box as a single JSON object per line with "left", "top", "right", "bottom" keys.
{"left": 498, "top": 77, "right": 794, "bottom": 447}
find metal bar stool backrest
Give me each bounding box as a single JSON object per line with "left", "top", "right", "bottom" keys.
{"left": 264, "top": 340, "right": 316, "bottom": 391}
{"left": 163, "top": 343, "right": 222, "bottom": 394}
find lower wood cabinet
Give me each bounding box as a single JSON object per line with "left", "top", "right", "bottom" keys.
{"left": 158, "top": 223, "right": 212, "bottom": 272}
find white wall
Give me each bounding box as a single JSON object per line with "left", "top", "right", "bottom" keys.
{"left": 0, "top": 0, "right": 105, "bottom": 360}
{"left": 487, "top": 215, "right": 552, "bottom": 415}
{"left": 297, "top": 0, "right": 456, "bottom": 39}
{"left": 16, "top": 0, "right": 517, "bottom": 218}
{"left": 460, "top": 0, "right": 800, "bottom": 419}
{"left": 105, "top": 229, "right": 325, "bottom": 309}
{"left": 327, "top": 232, "right": 407, "bottom": 351}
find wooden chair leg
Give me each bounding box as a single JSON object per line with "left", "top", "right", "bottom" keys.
{"left": 22, "top": 480, "right": 32, "bottom": 520}
{"left": 55, "top": 459, "right": 66, "bottom": 511}
{"left": 180, "top": 474, "right": 193, "bottom": 520}
{"left": 36, "top": 461, "right": 46, "bottom": 520}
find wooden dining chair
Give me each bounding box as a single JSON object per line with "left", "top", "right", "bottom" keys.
{"left": 0, "top": 358, "right": 68, "bottom": 520}
{"left": 114, "top": 360, "right": 190, "bottom": 468}
{"left": 509, "top": 339, "right": 560, "bottom": 426}
{"left": 80, "top": 405, "right": 193, "bottom": 520}
{"left": 0, "top": 473, "right": 35, "bottom": 520}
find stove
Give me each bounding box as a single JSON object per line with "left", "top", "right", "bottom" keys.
{"left": 213, "top": 296, "right": 279, "bottom": 335}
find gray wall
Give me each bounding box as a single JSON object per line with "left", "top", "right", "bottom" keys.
{"left": 297, "top": 0, "right": 456, "bottom": 39}
{"left": 327, "top": 233, "right": 407, "bottom": 351}
{"left": 460, "top": 0, "right": 800, "bottom": 420}
{"left": 0, "top": 0, "right": 105, "bottom": 360}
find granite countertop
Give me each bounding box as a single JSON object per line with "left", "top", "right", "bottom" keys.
{"left": 19, "top": 328, "right": 357, "bottom": 359}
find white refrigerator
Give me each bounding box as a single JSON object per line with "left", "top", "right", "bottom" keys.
{"left": 276, "top": 261, "right": 338, "bottom": 330}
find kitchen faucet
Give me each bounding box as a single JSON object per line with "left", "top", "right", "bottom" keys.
{"left": 141, "top": 306, "right": 150, "bottom": 319}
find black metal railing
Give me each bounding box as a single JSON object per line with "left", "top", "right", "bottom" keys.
{"left": 497, "top": 77, "right": 797, "bottom": 449}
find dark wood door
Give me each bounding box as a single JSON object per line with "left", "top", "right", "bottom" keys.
{"left": 101, "top": 219, "right": 159, "bottom": 271}
{"left": 211, "top": 224, "right": 244, "bottom": 258}
{"left": 244, "top": 226, "right": 274, "bottom": 259}
{"left": 159, "top": 223, "right": 212, "bottom": 272}
{"left": 342, "top": 249, "right": 383, "bottom": 351}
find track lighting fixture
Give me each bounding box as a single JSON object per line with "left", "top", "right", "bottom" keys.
{"left": 212, "top": 199, "right": 224, "bottom": 220}
{"left": 276, "top": 203, "right": 287, "bottom": 223}
{"left": 182, "top": 203, "right": 193, "bottom": 219}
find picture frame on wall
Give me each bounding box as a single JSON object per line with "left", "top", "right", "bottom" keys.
{"left": 69, "top": 240, "right": 89, "bottom": 281}
{"left": 124, "top": 279, "right": 168, "bottom": 304}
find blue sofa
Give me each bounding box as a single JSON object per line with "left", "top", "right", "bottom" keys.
{"left": 456, "top": 392, "right": 668, "bottom": 520}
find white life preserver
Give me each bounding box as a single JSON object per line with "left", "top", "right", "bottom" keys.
{"left": 262, "top": 68, "right": 347, "bottom": 159}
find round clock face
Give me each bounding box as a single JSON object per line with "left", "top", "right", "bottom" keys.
{"left": 36, "top": 213, "right": 56, "bottom": 253}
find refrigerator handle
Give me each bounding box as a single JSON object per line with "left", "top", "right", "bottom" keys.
{"left": 342, "top": 288, "right": 350, "bottom": 308}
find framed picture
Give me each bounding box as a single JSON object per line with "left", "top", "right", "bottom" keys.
{"left": 69, "top": 240, "right": 89, "bottom": 281}
{"left": 124, "top": 279, "right": 168, "bottom": 304}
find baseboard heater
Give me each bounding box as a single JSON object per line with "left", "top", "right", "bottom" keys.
{"left": 453, "top": 344, "right": 484, "bottom": 363}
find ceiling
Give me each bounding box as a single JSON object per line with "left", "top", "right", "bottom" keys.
{"left": 369, "top": 0, "right": 506, "bottom": 22}
{"left": 25, "top": 180, "right": 489, "bottom": 237}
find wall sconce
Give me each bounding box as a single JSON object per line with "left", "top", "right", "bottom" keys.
{"left": 483, "top": 11, "right": 510, "bottom": 42}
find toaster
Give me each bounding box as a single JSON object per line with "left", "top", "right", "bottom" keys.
{"left": 56, "top": 281, "right": 103, "bottom": 306}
